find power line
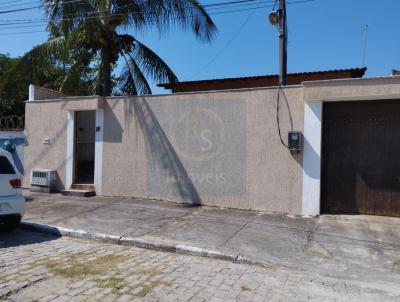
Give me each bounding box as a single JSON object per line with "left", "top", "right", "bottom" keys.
{"left": 0, "top": 1, "right": 41, "bottom": 10}
{"left": 0, "top": 0, "right": 258, "bottom": 10}
{"left": 0, "top": 0, "right": 312, "bottom": 17}
{"left": 0, "top": 23, "right": 46, "bottom": 31}
{"left": 0, "top": 3, "right": 269, "bottom": 27}
{"left": 189, "top": 0, "right": 262, "bottom": 79}
{"left": 0, "top": 0, "right": 275, "bottom": 25}
{"left": 189, "top": 0, "right": 315, "bottom": 79}
{"left": 362, "top": 24, "right": 368, "bottom": 67}
{"left": 0, "top": 0, "right": 302, "bottom": 27}
{"left": 0, "top": 0, "right": 316, "bottom": 35}
{"left": 0, "top": 4, "right": 41, "bottom": 15}
{"left": 0, "top": 0, "right": 36, "bottom": 5}
{"left": 0, "top": 29, "right": 45, "bottom": 35}
{"left": 0, "top": 0, "right": 266, "bottom": 18}
{"left": 203, "top": 0, "right": 273, "bottom": 7}
{"left": 0, "top": 20, "right": 47, "bottom": 25}
{"left": 0, "top": 0, "right": 93, "bottom": 14}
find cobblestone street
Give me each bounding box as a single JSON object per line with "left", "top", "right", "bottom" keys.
{"left": 1, "top": 229, "right": 399, "bottom": 301}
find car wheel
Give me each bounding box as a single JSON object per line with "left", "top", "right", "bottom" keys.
{"left": 0, "top": 216, "right": 21, "bottom": 232}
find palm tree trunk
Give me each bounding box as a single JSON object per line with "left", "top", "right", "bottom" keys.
{"left": 100, "top": 47, "right": 112, "bottom": 97}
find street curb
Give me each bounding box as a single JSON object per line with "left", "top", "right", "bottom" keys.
{"left": 20, "top": 222, "right": 273, "bottom": 268}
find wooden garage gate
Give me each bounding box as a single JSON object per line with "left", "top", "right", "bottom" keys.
{"left": 321, "top": 100, "right": 400, "bottom": 217}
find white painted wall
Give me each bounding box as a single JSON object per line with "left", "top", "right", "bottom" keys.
{"left": 94, "top": 110, "right": 104, "bottom": 194}
{"left": 301, "top": 101, "right": 322, "bottom": 216}
{"left": 65, "top": 112, "right": 74, "bottom": 190}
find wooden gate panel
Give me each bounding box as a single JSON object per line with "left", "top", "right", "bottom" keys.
{"left": 321, "top": 101, "right": 400, "bottom": 217}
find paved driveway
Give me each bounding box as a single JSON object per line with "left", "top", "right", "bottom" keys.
{"left": 1, "top": 229, "right": 399, "bottom": 302}
{"left": 21, "top": 191, "right": 400, "bottom": 298}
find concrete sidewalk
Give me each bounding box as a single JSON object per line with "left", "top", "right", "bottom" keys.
{"left": 22, "top": 191, "right": 400, "bottom": 294}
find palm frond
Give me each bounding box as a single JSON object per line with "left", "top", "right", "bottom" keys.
{"left": 37, "top": 0, "right": 217, "bottom": 96}
{"left": 118, "top": 59, "right": 138, "bottom": 96}
{"left": 139, "top": 0, "right": 217, "bottom": 42}
{"left": 0, "top": 36, "right": 66, "bottom": 95}
{"left": 118, "top": 52, "right": 152, "bottom": 95}
{"left": 42, "top": 0, "right": 97, "bottom": 33}
{"left": 59, "top": 52, "right": 95, "bottom": 95}
{"left": 111, "top": 0, "right": 148, "bottom": 31}
{"left": 119, "top": 35, "right": 178, "bottom": 85}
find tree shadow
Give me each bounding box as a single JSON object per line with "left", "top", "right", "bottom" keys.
{"left": 103, "top": 100, "right": 123, "bottom": 143}
{"left": 0, "top": 228, "right": 60, "bottom": 249}
{"left": 131, "top": 97, "right": 202, "bottom": 205}
{"left": 279, "top": 88, "right": 294, "bottom": 131}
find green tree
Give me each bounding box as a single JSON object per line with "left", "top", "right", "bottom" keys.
{"left": 4, "top": 0, "right": 216, "bottom": 98}
{"left": 0, "top": 52, "right": 65, "bottom": 116}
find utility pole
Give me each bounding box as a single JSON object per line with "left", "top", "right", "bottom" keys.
{"left": 269, "top": 0, "right": 288, "bottom": 85}
{"left": 278, "top": 0, "right": 287, "bottom": 86}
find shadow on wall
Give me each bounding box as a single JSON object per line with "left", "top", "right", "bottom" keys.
{"left": 300, "top": 99, "right": 321, "bottom": 180}
{"left": 301, "top": 99, "right": 321, "bottom": 180}
{"left": 103, "top": 100, "right": 123, "bottom": 143}
{"left": 279, "top": 88, "right": 294, "bottom": 131}
{"left": 132, "top": 97, "right": 202, "bottom": 205}
{"left": 302, "top": 136, "right": 320, "bottom": 179}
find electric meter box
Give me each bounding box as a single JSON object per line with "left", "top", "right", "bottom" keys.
{"left": 288, "top": 131, "right": 302, "bottom": 152}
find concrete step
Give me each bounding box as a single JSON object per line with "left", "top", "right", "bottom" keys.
{"left": 71, "top": 184, "right": 95, "bottom": 191}
{"left": 61, "top": 189, "right": 96, "bottom": 197}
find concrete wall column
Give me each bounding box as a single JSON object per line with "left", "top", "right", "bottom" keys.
{"left": 301, "top": 100, "right": 322, "bottom": 216}
{"left": 65, "top": 112, "right": 75, "bottom": 190}
{"left": 94, "top": 110, "right": 104, "bottom": 194}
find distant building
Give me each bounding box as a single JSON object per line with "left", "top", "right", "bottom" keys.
{"left": 390, "top": 69, "right": 400, "bottom": 76}
{"left": 158, "top": 68, "right": 367, "bottom": 93}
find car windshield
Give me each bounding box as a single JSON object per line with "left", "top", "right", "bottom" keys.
{"left": 0, "top": 156, "right": 15, "bottom": 174}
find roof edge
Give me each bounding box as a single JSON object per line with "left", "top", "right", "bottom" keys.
{"left": 158, "top": 67, "right": 367, "bottom": 88}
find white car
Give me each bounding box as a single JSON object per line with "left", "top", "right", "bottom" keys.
{"left": 0, "top": 150, "right": 25, "bottom": 231}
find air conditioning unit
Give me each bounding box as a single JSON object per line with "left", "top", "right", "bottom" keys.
{"left": 30, "top": 169, "right": 57, "bottom": 193}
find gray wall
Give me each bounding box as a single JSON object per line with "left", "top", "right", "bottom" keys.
{"left": 102, "top": 86, "right": 304, "bottom": 214}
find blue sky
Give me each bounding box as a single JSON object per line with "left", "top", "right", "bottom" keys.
{"left": 0, "top": 0, "right": 399, "bottom": 94}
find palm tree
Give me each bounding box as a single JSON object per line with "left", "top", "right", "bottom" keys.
{"left": 2, "top": 0, "right": 216, "bottom": 97}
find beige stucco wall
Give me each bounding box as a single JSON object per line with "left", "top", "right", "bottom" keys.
{"left": 304, "top": 76, "right": 400, "bottom": 101}
{"left": 23, "top": 76, "right": 400, "bottom": 215}
{"left": 23, "top": 86, "right": 305, "bottom": 214}
{"left": 101, "top": 86, "right": 305, "bottom": 214}
{"left": 30, "top": 85, "right": 63, "bottom": 101}
{"left": 23, "top": 100, "right": 68, "bottom": 191}
{"left": 61, "top": 96, "right": 104, "bottom": 111}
